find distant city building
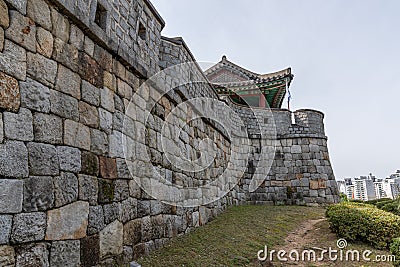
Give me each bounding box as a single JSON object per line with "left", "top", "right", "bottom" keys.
{"left": 374, "top": 179, "right": 386, "bottom": 199}
{"left": 338, "top": 172, "right": 400, "bottom": 201}
{"left": 383, "top": 175, "right": 400, "bottom": 199}
{"left": 353, "top": 176, "right": 376, "bottom": 201}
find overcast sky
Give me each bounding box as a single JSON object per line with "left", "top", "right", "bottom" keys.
{"left": 151, "top": 0, "right": 400, "bottom": 180}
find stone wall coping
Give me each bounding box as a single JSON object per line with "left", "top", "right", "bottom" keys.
{"left": 144, "top": 0, "right": 165, "bottom": 29}
{"left": 295, "top": 109, "right": 325, "bottom": 116}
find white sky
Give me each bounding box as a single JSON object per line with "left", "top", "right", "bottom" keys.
{"left": 151, "top": 0, "right": 400, "bottom": 180}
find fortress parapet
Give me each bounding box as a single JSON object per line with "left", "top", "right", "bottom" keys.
{"left": 271, "top": 108, "right": 326, "bottom": 139}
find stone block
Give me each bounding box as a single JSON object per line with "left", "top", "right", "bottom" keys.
{"left": 54, "top": 172, "right": 78, "bottom": 207}
{"left": 151, "top": 215, "right": 165, "bottom": 239}
{"left": 27, "top": 142, "right": 59, "bottom": 175}
{"left": 103, "top": 203, "right": 120, "bottom": 225}
{"left": 33, "top": 113, "right": 62, "bottom": 144}
{"left": 141, "top": 216, "right": 152, "bottom": 242}
{"left": 123, "top": 219, "right": 141, "bottom": 246}
{"left": 79, "top": 101, "right": 98, "bottom": 127}
{"left": 70, "top": 24, "right": 84, "bottom": 50}
{"left": 84, "top": 36, "right": 94, "bottom": 56}
{"left": 109, "top": 131, "right": 124, "bottom": 158}
{"left": 0, "top": 114, "right": 2, "bottom": 143}
{"left": 50, "top": 240, "right": 80, "bottom": 267}
{"left": 46, "top": 201, "right": 89, "bottom": 240}
{"left": 98, "top": 179, "right": 115, "bottom": 204}
{"left": 78, "top": 52, "right": 103, "bottom": 88}
{"left": 117, "top": 158, "right": 132, "bottom": 179}
{"left": 114, "top": 96, "right": 124, "bottom": 113}
{"left": 5, "top": 10, "right": 36, "bottom": 52}
{"left": 50, "top": 89, "right": 79, "bottom": 120}
{"left": 100, "top": 86, "right": 115, "bottom": 112}
{"left": 57, "top": 146, "right": 81, "bottom": 172}
{"left": 81, "top": 151, "right": 99, "bottom": 176}
{"left": 291, "top": 145, "right": 302, "bottom": 154}
{"left": 50, "top": 7, "right": 69, "bottom": 42}
{"left": 56, "top": 64, "right": 81, "bottom": 99}
{"left": 3, "top": 108, "right": 33, "bottom": 141}
{"left": 104, "top": 71, "right": 116, "bottom": 91}
{"left": 27, "top": 52, "right": 57, "bottom": 87}
{"left": 81, "top": 235, "right": 100, "bottom": 267}
{"left": 78, "top": 174, "right": 98, "bottom": 205}
{"left": 132, "top": 243, "right": 145, "bottom": 260}
{"left": 150, "top": 200, "right": 163, "bottom": 216}
{"left": 36, "top": 27, "right": 53, "bottom": 57}
{"left": 99, "top": 156, "right": 117, "bottom": 179}
{"left": 23, "top": 176, "right": 54, "bottom": 212}
{"left": 81, "top": 80, "right": 100, "bottom": 106}
{"left": 114, "top": 180, "right": 129, "bottom": 201}
{"left": 0, "top": 40, "right": 26, "bottom": 80}
{"left": 11, "top": 212, "right": 46, "bottom": 242}
{"left": 120, "top": 197, "right": 137, "bottom": 223}
{"left": 310, "top": 179, "right": 327, "bottom": 190}
{"left": 88, "top": 206, "right": 105, "bottom": 235}
{"left": 99, "top": 107, "right": 112, "bottom": 134}
{"left": 0, "top": 71, "right": 20, "bottom": 112}
{"left": 64, "top": 119, "right": 91, "bottom": 150}
{"left": 0, "top": 215, "right": 12, "bottom": 244}
{"left": 90, "top": 128, "right": 108, "bottom": 155}
{"left": 300, "top": 178, "right": 310, "bottom": 187}
{"left": 20, "top": 78, "right": 50, "bottom": 112}
{"left": 117, "top": 78, "right": 133, "bottom": 99}
{"left": 0, "top": 141, "right": 28, "bottom": 178}
{"left": 15, "top": 243, "right": 49, "bottom": 267}
{"left": 27, "top": 0, "right": 51, "bottom": 30}
{"left": 0, "top": 27, "right": 3, "bottom": 52}
{"left": 99, "top": 220, "right": 123, "bottom": 259}
{"left": 52, "top": 38, "right": 78, "bottom": 71}
{"left": 192, "top": 211, "right": 200, "bottom": 227}
{"left": 122, "top": 246, "right": 134, "bottom": 263}
{"left": 0, "top": 245, "right": 15, "bottom": 266}
{"left": 7, "top": 0, "right": 27, "bottom": 15}
{"left": 94, "top": 45, "right": 112, "bottom": 72}
{"left": 310, "top": 144, "right": 320, "bottom": 153}
{"left": 137, "top": 200, "right": 150, "bottom": 218}
{"left": 0, "top": 0, "right": 9, "bottom": 28}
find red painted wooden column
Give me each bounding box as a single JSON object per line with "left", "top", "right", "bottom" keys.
{"left": 259, "top": 94, "right": 266, "bottom": 108}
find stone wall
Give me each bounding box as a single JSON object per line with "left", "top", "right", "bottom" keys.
{"left": 0, "top": 0, "right": 339, "bottom": 266}
{"left": 226, "top": 105, "right": 338, "bottom": 206}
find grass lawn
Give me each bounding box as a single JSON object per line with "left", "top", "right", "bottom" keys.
{"left": 138, "top": 205, "right": 395, "bottom": 267}
{"left": 138, "top": 205, "right": 323, "bottom": 266}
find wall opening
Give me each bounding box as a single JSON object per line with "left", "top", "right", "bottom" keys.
{"left": 138, "top": 22, "right": 147, "bottom": 40}
{"left": 95, "top": 2, "right": 107, "bottom": 30}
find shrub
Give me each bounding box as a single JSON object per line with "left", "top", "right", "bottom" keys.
{"left": 365, "top": 198, "right": 392, "bottom": 205}
{"left": 326, "top": 202, "right": 400, "bottom": 249}
{"left": 376, "top": 199, "right": 395, "bottom": 209}
{"left": 381, "top": 201, "right": 400, "bottom": 216}
{"left": 339, "top": 193, "right": 348, "bottom": 202}
{"left": 390, "top": 238, "right": 400, "bottom": 266}
{"left": 349, "top": 199, "right": 364, "bottom": 203}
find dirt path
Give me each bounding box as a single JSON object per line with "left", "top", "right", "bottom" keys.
{"left": 281, "top": 218, "right": 326, "bottom": 253}
{"left": 267, "top": 217, "right": 393, "bottom": 267}
{"left": 272, "top": 218, "right": 327, "bottom": 266}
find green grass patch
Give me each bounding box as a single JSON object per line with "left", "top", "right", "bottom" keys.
{"left": 138, "top": 205, "right": 324, "bottom": 267}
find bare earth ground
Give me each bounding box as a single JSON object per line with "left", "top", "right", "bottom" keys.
{"left": 138, "top": 206, "right": 395, "bottom": 267}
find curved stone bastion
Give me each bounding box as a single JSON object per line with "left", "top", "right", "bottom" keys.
{"left": 0, "top": 0, "right": 339, "bottom": 265}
